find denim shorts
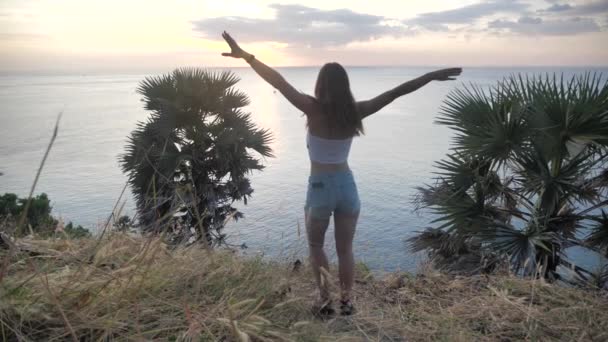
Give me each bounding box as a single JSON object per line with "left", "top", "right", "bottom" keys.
{"left": 305, "top": 170, "right": 361, "bottom": 220}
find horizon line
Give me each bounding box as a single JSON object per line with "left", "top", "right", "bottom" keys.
{"left": 2, "top": 64, "right": 608, "bottom": 76}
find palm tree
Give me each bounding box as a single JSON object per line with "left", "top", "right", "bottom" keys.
{"left": 410, "top": 73, "right": 608, "bottom": 284}
{"left": 120, "top": 68, "right": 272, "bottom": 246}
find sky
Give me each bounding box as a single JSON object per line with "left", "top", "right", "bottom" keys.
{"left": 1, "top": 0, "right": 607, "bottom": 72}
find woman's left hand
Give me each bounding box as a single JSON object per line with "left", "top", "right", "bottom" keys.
{"left": 221, "top": 31, "right": 248, "bottom": 59}
{"left": 428, "top": 68, "right": 463, "bottom": 81}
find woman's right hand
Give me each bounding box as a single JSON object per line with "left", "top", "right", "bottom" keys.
{"left": 221, "top": 31, "right": 248, "bottom": 59}
{"left": 428, "top": 68, "right": 462, "bottom": 81}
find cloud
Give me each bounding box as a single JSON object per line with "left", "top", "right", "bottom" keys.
{"left": 539, "top": 1, "right": 608, "bottom": 15}
{"left": 192, "top": 1, "right": 607, "bottom": 48}
{"left": 192, "top": 4, "right": 413, "bottom": 47}
{"left": 406, "top": 0, "right": 529, "bottom": 27}
{"left": 489, "top": 16, "right": 601, "bottom": 35}
{"left": 545, "top": 4, "right": 573, "bottom": 12}
{"left": 517, "top": 16, "right": 543, "bottom": 24}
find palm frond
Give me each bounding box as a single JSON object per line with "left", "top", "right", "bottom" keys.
{"left": 586, "top": 211, "right": 608, "bottom": 257}
{"left": 437, "top": 83, "right": 530, "bottom": 161}
{"left": 514, "top": 145, "right": 595, "bottom": 215}
{"left": 480, "top": 221, "right": 559, "bottom": 275}
{"left": 407, "top": 228, "right": 469, "bottom": 257}
{"left": 524, "top": 73, "right": 608, "bottom": 159}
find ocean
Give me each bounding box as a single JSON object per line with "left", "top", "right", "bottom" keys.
{"left": 1, "top": 66, "right": 606, "bottom": 272}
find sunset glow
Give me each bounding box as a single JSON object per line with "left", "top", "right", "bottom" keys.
{"left": 1, "top": 0, "right": 607, "bottom": 72}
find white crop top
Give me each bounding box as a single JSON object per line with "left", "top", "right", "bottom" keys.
{"left": 306, "top": 131, "right": 353, "bottom": 164}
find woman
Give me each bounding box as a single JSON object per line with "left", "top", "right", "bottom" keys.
{"left": 221, "top": 31, "right": 461, "bottom": 316}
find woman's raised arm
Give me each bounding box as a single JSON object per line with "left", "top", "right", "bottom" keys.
{"left": 221, "top": 31, "right": 316, "bottom": 114}
{"left": 357, "top": 68, "right": 462, "bottom": 119}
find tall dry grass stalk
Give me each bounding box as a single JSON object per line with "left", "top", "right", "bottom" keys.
{"left": 1, "top": 113, "right": 61, "bottom": 285}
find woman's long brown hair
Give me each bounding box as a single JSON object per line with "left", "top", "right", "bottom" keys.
{"left": 313, "top": 63, "right": 364, "bottom": 137}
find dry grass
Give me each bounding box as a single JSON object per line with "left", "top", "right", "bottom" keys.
{"left": 1, "top": 234, "right": 607, "bottom": 341}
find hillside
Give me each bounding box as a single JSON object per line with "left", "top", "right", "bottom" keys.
{"left": 1, "top": 234, "right": 607, "bottom": 341}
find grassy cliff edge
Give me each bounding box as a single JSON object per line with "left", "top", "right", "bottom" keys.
{"left": 1, "top": 234, "right": 607, "bottom": 341}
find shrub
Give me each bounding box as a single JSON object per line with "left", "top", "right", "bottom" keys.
{"left": 0, "top": 193, "right": 56, "bottom": 236}
{"left": 410, "top": 73, "right": 608, "bottom": 285}
{"left": 120, "top": 68, "right": 272, "bottom": 246}
{"left": 0, "top": 192, "right": 90, "bottom": 238}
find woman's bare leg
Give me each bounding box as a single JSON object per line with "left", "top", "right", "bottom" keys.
{"left": 305, "top": 209, "right": 331, "bottom": 300}
{"left": 334, "top": 211, "right": 359, "bottom": 301}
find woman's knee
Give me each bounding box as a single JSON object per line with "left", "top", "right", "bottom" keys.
{"left": 308, "top": 240, "right": 325, "bottom": 250}
{"left": 336, "top": 244, "right": 353, "bottom": 258}
{"left": 335, "top": 230, "right": 354, "bottom": 256}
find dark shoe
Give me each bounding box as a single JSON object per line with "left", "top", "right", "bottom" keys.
{"left": 339, "top": 299, "right": 355, "bottom": 316}
{"left": 312, "top": 299, "right": 335, "bottom": 317}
